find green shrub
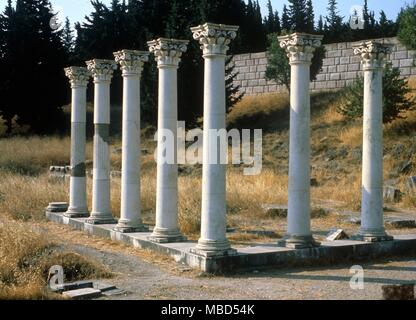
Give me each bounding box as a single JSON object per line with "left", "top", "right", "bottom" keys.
{"left": 337, "top": 63, "right": 415, "bottom": 124}
{"left": 398, "top": 3, "right": 416, "bottom": 51}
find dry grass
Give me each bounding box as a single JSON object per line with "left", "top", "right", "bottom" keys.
{"left": 0, "top": 220, "right": 110, "bottom": 300}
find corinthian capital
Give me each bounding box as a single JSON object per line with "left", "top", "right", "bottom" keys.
{"left": 278, "top": 33, "right": 323, "bottom": 65}
{"left": 147, "top": 38, "right": 189, "bottom": 68}
{"left": 353, "top": 41, "right": 392, "bottom": 70}
{"left": 191, "top": 23, "right": 239, "bottom": 57}
{"left": 86, "top": 59, "right": 118, "bottom": 82}
{"left": 114, "top": 50, "right": 149, "bottom": 75}
{"left": 64, "top": 67, "right": 91, "bottom": 88}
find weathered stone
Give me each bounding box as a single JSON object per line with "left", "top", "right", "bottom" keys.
{"left": 399, "top": 161, "right": 413, "bottom": 174}
{"left": 63, "top": 288, "right": 102, "bottom": 300}
{"left": 386, "top": 219, "right": 416, "bottom": 229}
{"left": 326, "top": 229, "right": 349, "bottom": 241}
{"left": 262, "top": 204, "right": 288, "bottom": 218}
{"left": 53, "top": 281, "right": 94, "bottom": 293}
{"left": 406, "top": 176, "right": 416, "bottom": 192}
{"left": 46, "top": 202, "right": 69, "bottom": 213}
{"left": 383, "top": 186, "right": 403, "bottom": 203}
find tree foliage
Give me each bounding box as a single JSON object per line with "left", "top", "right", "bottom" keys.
{"left": 337, "top": 63, "right": 415, "bottom": 123}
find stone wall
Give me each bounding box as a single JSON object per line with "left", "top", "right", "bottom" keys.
{"left": 232, "top": 37, "right": 416, "bottom": 95}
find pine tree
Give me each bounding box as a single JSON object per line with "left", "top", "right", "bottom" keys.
{"left": 264, "top": 0, "right": 276, "bottom": 34}
{"left": 288, "top": 0, "right": 309, "bottom": 32}
{"left": 306, "top": 0, "right": 315, "bottom": 33}
{"left": 317, "top": 15, "right": 324, "bottom": 34}
{"left": 62, "top": 18, "right": 74, "bottom": 57}
{"left": 0, "top": 0, "right": 69, "bottom": 133}
{"left": 274, "top": 10, "right": 282, "bottom": 34}
{"left": 325, "top": 0, "right": 345, "bottom": 43}
{"left": 281, "top": 5, "right": 291, "bottom": 32}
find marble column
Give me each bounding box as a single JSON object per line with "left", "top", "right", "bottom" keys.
{"left": 147, "top": 38, "right": 189, "bottom": 243}
{"left": 113, "top": 50, "right": 149, "bottom": 233}
{"left": 190, "top": 23, "right": 239, "bottom": 257}
{"left": 353, "top": 41, "right": 393, "bottom": 242}
{"left": 64, "top": 67, "right": 91, "bottom": 218}
{"left": 278, "top": 33, "right": 323, "bottom": 249}
{"left": 85, "top": 59, "right": 118, "bottom": 225}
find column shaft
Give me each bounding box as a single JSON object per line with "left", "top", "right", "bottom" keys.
{"left": 148, "top": 38, "right": 188, "bottom": 243}
{"left": 353, "top": 41, "right": 393, "bottom": 242}
{"left": 86, "top": 59, "right": 117, "bottom": 225}
{"left": 64, "top": 67, "right": 90, "bottom": 218}
{"left": 200, "top": 56, "right": 228, "bottom": 245}
{"left": 190, "top": 23, "right": 239, "bottom": 257}
{"left": 277, "top": 32, "right": 323, "bottom": 249}
{"left": 287, "top": 62, "right": 312, "bottom": 238}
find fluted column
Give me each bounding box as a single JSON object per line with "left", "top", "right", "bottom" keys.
{"left": 64, "top": 67, "right": 91, "bottom": 218}
{"left": 147, "top": 38, "right": 189, "bottom": 243}
{"left": 190, "top": 23, "right": 239, "bottom": 257}
{"left": 86, "top": 59, "right": 118, "bottom": 225}
{"left": 353, "top": 41, "right": 393, "bottom": 242}
{"left": 113, "top": 50, "right": 149, "bottom": 233}
{"left": 278, "top": 33, "right": 323, "bottom": 249}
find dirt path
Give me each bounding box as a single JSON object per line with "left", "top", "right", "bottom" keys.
{"left": 40, "top": 221, "right": 416, "bottom": 300}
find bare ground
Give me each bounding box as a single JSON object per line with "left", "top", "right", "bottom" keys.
{"left": 39, "top": 221, "right": 416, "bottom": 300}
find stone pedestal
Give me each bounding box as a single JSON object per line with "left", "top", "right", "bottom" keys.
{"left": 353, "top": 41, "right": 394, "bottom": 242}
{"left": 190, "top": 23, "right": 239, "bottom": 257}
{"left": 64, "top": 67, "right": 91, "bottom": 218}
{"left": 113, "top": 50, "right": 150, "bottom": 233}
{"left": 147, "top": 38, "right": 189, "bottom": 243}
{"left": 277, "top": 33, "right": 323, "bottom": 249}
{"left": 85, "top": 59, "right": 118, "bottom": 225}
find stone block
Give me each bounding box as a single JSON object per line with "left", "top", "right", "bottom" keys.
{"left": 245, "top": 73, "right": 256, "bottom": 80}
{"left": 401, "top": 68, "right": 411, "bottom": 76}
{"left": 323, "top": 58, "right": 335, "bottom": 66}
{"left": 400, "top": 59, "right": 414, "bottom": 68}
{"left": 253, "top": 86, "right": 264, "bottom": 94}
{"left": 383, "top": 186, "right": 403, "bottom": 203}
{"left": 338, "top": 43, "right": 347, "bottom": 50}
{"left": 334, "top": 57, "right": 340, "bottom": 65}
{"left": 395, "top": 51, "right": 408, "bottom": 60}
{"left": 386, "top": 219, "right": 416, "bottom": 229}
{"left": 259, "top": 58, "right": 268, "bottom": 65}
{"left": 268, "top": 85, "right": 277, "bottom": 92}
{"left": 411, "top": 68, "right": 416, "bottom": 75}
{"left": 342, "top": 49, "right": 354, "bottom": 56}
{"left": 348, "top": 63, "right": 360, "bottom": 71}
{"left": 328, "top": 65, "right": 337, "bottom": 73}
{"left": 248, "top": 79, "right": 258, "bottom": 86}
{"left": 330, "top": 73, "right": 341, "bottom": 80}
{"left": 251, "top": 52, "right": 266, "bottom": 59}
{"left": 327, "top": 50, "right": 342, "bottom": 58}
{"left": 239, "top": 66, "right": 249, "bottom": 73}
{"left": 350, "top": 56, "right": 362, "bottom": 63}
{"left": 258, "top": 79, "right": 267, "bottom": 86}
{"left": 340, "top": 56, "right": 350, "bottom": 64}
{"left": 63, "top": 288, "right": 102, "bottom": 300}
{"left": 246, "top": 59, "right": 254, "bottom": 66}
{"left": 392, "top": 60, "right": 400, "bottom": 68}
{"left": 235, "top": 60, "right": 246, "bottom": 67}
{"left": 326, "top": 229, "right": 349, "bottom": 241}
{"left": 249, "top": 66, "right": 256, "bottom": 72}
{"left": 236, "top": 73, "right": 245, "bottom": 81}
{"left": 259, "top": 71, "right": 266, "bottom": 78}
{"left": 262, "top": 204, "right": 288, "bottom": 218}
{"left": 344, "top": 71, "right": 358, "bottom": 80}
{"left": 337, "top": 65, "right": 348, "bottom": 72}
{"left": 326, "top": 81, "right": 337, "bottom": 89}
{"left": 315, "top": 82, "right": 327, "bottom": 90}
{"left": 241, "top": 80, "right": 248, "bottom": 87}
{"left": 337, "top": 80, "right": 346, "bottom": 88}
{"left": 257, "top": 64, "right": 267, "bottom": 72}
{"left": 316, "top": 74, "right": 326, "bottom": 82}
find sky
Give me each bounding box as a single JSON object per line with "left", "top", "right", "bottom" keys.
{"left": 0, "top": 0, "right": 411, "bottom": 27}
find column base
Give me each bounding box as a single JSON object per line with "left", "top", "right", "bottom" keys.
{"left": 148, "top": 228, "right": 187, "bottom": 243}
{"left": 353, "top": 229, "right": 394, "bottom": 242}
{"left": 64, "top": 208, "right": 89, "bottom": 218}
{"left": 190, "top": 239, "right": 237, "bottom": 258}
{"left": 114, "top": 224, "right": 149, "bottom": 233}
{"left": 86, "top": 214, "right": 117, "bottom": 225}
{"left": 278, "top": 235, "right": 321, "bottom": 249}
